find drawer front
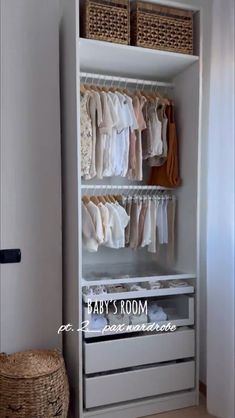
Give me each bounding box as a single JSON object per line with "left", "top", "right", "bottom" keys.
{"left": 84, "top": 329, "right": 195, "bottom": 374}
{"left": 85, "top": 361, "right": 195, "bottom": 408}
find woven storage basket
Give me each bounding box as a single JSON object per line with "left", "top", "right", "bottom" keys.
{"left": 131, "top": 1, "right": 193, "bottom": 54}
{"left": 80, "top": 0, "right": 130, "bottom": 45}
{"left": 0, "top": 349, "right": 69, "bottom": 418}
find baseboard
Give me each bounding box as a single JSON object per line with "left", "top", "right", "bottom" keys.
{"left": 83, "top": 391, "right": 198, "bottom": 418}
{"left": 199, "top": 381, "right": 207, "bottom": 397}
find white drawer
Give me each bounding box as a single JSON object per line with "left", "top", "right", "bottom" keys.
{"left": 84, "top": 361, "right": 195, "bottom": 409}
{"left": 83, "top": 295, "right": 194, "bottom": 338}
{"left": 84, "top": 329, "right": 195, "bottom": 374}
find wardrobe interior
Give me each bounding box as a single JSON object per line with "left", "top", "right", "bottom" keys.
{"left": 82, "top": 61, "right": 200, "bottom": 275}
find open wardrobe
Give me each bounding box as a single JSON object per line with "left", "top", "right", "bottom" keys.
{"left": 60, "top": 0, "right": 211, "bottom": 417}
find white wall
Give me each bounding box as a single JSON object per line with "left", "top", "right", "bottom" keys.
{"left": 206, "top": 0, "right": 235, "bottom": 417}
{"left": 0, "top": 0, "right": 62, "bottom": 352}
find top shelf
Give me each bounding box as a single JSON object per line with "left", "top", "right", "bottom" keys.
{"left": 79, "top": 38, "right": 199, "bottom": 82}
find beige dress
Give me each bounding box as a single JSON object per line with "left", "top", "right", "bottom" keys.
{"left": 128, "top": 95, "right": 147, "bottom": 181}
{"left": 89, "top": 92, "right": 102, "bottom": 179}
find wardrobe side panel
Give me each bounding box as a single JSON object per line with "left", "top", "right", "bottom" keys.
{"left": 173, "top": 62, "right": 200, "bottom": 274}
{"left": 0, "top": 0, "right": 62, "bottom": 352}
{"left": 60, "top": 0, "right": 82, "bottom": 417}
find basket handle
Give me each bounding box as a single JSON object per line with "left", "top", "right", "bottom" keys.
{"left": 0, "top": 352, "right": 8, "bottom": 362}
{"left": 8, "top": 405, "right": 23, "bottom": 413}
{"left": 54, "top": 348, "right": 62, "bottom": 355}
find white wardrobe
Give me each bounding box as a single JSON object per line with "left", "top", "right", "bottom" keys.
{"left": 60, "top": 0, "right": 210, "bottom": 417}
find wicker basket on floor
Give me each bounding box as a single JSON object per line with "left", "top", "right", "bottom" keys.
{"left": 0, "top": 349, "right": 69, "bottom": 418}
{"left": 80, "top": 0, "right": 130, "bottom": 45}
{"left": 131, "top": 1, "right": 193, "bottom": 54}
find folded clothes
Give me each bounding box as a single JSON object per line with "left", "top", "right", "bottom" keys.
{"left": 148, "top": 302, "right": 167, "bottom": 322}
{"left": 107, "top": 305, "right": 130, "bottom": 326}
{"left": 130, "top": 312, "right": 148, "bottom": 325}
{"left": 168, "top": 280, "right": 188, "bottom": 288}
{"left": 90, "top": 314, "right": 108, "bottom": 330}
{"left": 108, "top": 284, "right": 129, "bottom": 293}
{"left": 149, "top": 281, "right": 162, "bottom": 290}
{"left": 83, "top": 285, "right": 108, "bottom": 296}
{"left": 129, "top": 283, "right": 144, "bottom": 291}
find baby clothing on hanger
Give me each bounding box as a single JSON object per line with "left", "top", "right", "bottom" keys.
{"left": 82, "top": 194, "right": 175, "bottom": 257}
{"left": 81, "top": 89, "right": 180, "bottom": 183}
{"left": 86, "top": 200, "right": 104, "bottom": 245}
{"left": 82, "top": 202, "right": 99, "bottom": 252}
{"left": 148, "top": 104, "right": 168, "bottom": 167}
{"left": 88, "top": 92, "right": 103, "bottom": 179}
{"left": 149, "top": 103, "right": 181, "bottom": 187}
{"left": 104, "top": 202, "right": 130, "bottom": 249}
{"left": 80, "top": 92, "right": 93, "bottom": 178}
{"left": 140, "top": 197, "right": 152, "bottom": 248}
{"left": 82, "top": 198, "right": 130, "bottom": 251}
{"left": 129, "top": 199, "right": 142, "bottom": 249}
{"left": 148, "top": 197, "right": 158, "bottom": 253}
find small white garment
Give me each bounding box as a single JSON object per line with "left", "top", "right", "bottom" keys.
{"left": 107, "top": 305, "right": 130, "bottom": 326}
{"left": 157, "top": 198, "right": 168, "bottom": 245}
{"left": 82, "top": 202, "right": 99, "bottom": 252}
{"left": 141, "top": 198, "right": 152, "bottom": 247}
{"left": 108, "top": 92, "right": 123, "bottom": 177}
{"left": 148, "top": 302, "right": 167, "bottom": 323}
{"left": 98, "top": 203, "right": 110, "bottom": 243}
{"left": 122, "top": 94, "right": 139, "bottom": 176}
{"left": 90, "top": 314, "right": 108, "bottom": 330}
{"left": 115, "top": 92, "right": 133, "bottom": 177}
{"left": 151, "top": 100, "right": 163, "bottom": 157}
{"left": 103, "top": 94, "right": 119, "bottom": 177}
{"left": 130, "top": 312, "right": 148, "bottom": 325}
{"left": 163, "top": 199, "right": 169, "bottom": 244}
{"left": 148, "top": 198, "right": 158, "bottom": 253}
{"left": 86, "top": 201, "right": 104, "bottom": 244}
{"left": 114, "top": 203, "right": 130, "bottom": 247}
{"left": 105, "top": 202, "right": 129, "bottom": 249}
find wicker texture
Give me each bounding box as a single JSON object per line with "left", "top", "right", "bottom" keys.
{"left": 131, "top": 1, "right": 193, "bottom": 54}
{"left": 81, "top": 0, "right": 130, "bottom": 44}
{"left": 0, "top": 350, "right": 69, "bottom": 418}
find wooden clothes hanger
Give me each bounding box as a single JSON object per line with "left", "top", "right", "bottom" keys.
{"left": 98, "top": 195, "right": 106, "bottom": 204}
{"left": 90, "top": 195, "right": 99, "bottom": 205}
{"left": 80, "top": 83, "right": 87, "bottom": 95}
{"left": 105, "top": 195, "right": 111, "bottom": 203}
{"left": 82, "top": 195, "right": 90, "bottom": 204}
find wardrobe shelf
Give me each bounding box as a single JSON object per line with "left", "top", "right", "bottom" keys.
{"left": 82, "top": 262, "right": 196, "bottom": 286}
{"left": 79, "top": 38, "right": 199, "bottom": 82}
{"left": 82, "top": 285, "right": 194, "bottom": 303}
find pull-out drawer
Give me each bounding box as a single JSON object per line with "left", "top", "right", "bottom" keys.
{"left": 85, "top": 361, "right": 195, "bottom": 409}
{"left": 83, "top": 295, "right": 194, "bottom": 338}
{"left": 84, "top": 329, "right": 195, "bottom": 374}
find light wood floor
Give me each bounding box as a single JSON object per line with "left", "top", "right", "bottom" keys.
{"left": 142, "top": 397, "right": 216, "bottom": 418}
{"left": 69, "top": 397, "right": 216, "bottom": 418}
